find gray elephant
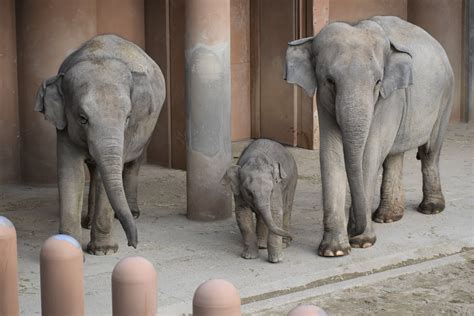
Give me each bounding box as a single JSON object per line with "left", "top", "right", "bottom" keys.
{"left": 35, "top": 35, "right": 165, "bottom": 254}
{"left": 222, "top": 139, "right": 297, "bottom": 263}
{"left": 285, "top": 16, "right": 453, "bottom": 256}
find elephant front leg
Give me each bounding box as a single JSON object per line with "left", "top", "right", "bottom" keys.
{"left": 87, "top": 171, "right": 118, "bottom": 255}
{"left": 82, "top": 162, "right": 96, "bottom": 229}
{"left": 373, "top": 153, "right": 405, "bottom": 223}
{"left": 57, "top": 132, "right": 85, "bottom": 244}
{"left": 267, "top": 207, "right": 283, "bottom": 263}
{"left": 123, "top": 155, "right": 144, "bottom": 219}
{"left": 235, "top": 199, "right": 259, "bottom": 259}
{"left": 318, "top": 107, "right": 351, "bottom": 257}
{"left": 417, "top": 145, "right": 445, "bottom": 214}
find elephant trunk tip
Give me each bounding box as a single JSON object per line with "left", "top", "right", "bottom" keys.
{"left": 117, "top": 215, "right": 138, "bottom": 248}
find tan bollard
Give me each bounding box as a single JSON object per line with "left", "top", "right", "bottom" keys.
{"left": 288, "top": 304, "right": 328, "bottom": 316}
{"left": 193, "top": 279, "right": 241, "bottom": 316}
{"left": 0, "top": 216, "right": 19, "bottom": 316}
{"left": 40, "top": 234, "right": 84, "bottom": 316}
{"left": 112, "top": 256, "right": 157, "bottom": 316}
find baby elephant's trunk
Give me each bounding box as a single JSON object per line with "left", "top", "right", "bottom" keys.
{"left": 257, "top": 203, "right": 293, "bottom": 240}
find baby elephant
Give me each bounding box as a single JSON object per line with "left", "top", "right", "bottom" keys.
{"left": 222, "top": 139, "right": 297, "bottom": 263}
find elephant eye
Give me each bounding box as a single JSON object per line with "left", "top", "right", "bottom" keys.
{"left": 376, "top": 79, "right": 382, "bottom": 86}
{"left": 326, "top": 77, "right": 335, "bottom": 86}
{"left": 125, "top": 116, "right": 131, "bottom": 126}
{"left": 79, "top": 114, "right": 88, "bottom": 125}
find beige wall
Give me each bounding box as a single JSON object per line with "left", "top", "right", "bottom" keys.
{"left": 231, "top": 0, "right": 251, "bottom": 141}
{"left": 0, "top": 0, "right": 21, "bottom": 183}
{"left": 329, "top": 0, "right": 407, "bottom": 22}
{"left": 408, "top": 0, "right": 464, "bottom": 122}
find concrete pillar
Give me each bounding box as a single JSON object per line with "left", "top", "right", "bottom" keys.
{"left": 0, "top": 0, "right": 21, "bottom": 184}
{"left": 185, "top": 0, "right": 232, "bottom": 221}
{"left": 16, "top": 0, "right": 96, "bottom": 184}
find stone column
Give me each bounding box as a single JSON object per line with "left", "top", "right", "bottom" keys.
{"left": 0, "top": 0, "right": 21, "bottom": 184}
{"left": 185, "top": 0, "right": 232, "bottom": 221}
{"left": 16, "top": 0, "right": 96, "bottom": 184}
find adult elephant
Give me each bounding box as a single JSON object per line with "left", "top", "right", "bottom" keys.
{"left": 35, "top": 35, "right": 165, "bottom": 254}
{"left": 284, "top": 16, "right": 453, "bottom": 256}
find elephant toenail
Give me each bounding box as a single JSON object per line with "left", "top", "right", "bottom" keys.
{"left": 324, "top": 250, "right": 335, "bottom": 257}
{"left": 362, "top": 242, "right": 372, "bottom": 248}
{"left": 335, "top": 250, "right": 344, "bottom": 256}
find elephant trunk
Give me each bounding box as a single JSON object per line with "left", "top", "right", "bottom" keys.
{"left": 256, "top": 202, "right": 293, "bottom": 240}
{"left": 336, "top": 94, "right": 372, "bottom": 236}
{"left": 90, "top": 133, "right": 137, "bottom": 248}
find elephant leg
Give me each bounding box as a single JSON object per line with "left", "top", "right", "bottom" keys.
{"left": 235, "top": 198, "right": 258, "bottom": 259}
{"left": 82, "top": 162, "right": 96, "bottom": 229}
{"left": 317, "top": 106, "right": 351, "bottom": 257}
{"left": 267, "top": 207, "right": 283, "bottom": 263}
{"left": 57, "top": 131, "right": 85, "bottom": 243}
{"left": 256, "top": 214, "right": 268, "bottom": 249}
{"left": 417, "top": 144, "right": 445, "bottom": 214}
{"left": 282, "top": 182, "right": 296, "bottom": 248}
{"left": 123, "top": 154, "right": 144, "bottom": 219}
{"left": 87, "top": 171, "right": 118, "bottom": 255}
{"left": 373, "top": 153, "right": 405, "bottom": 223}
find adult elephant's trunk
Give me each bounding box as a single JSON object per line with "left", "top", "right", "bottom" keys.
{"left": 256, "top": 202, "right": 293, "bottom": 240}
{"left": 90, "top": 133, "right": 137, "bottom": 248}
{"left": 336, "top": 93, "right": 372, "bottom": 236}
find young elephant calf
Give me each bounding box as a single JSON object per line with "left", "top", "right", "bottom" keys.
{"left": 222, "top": 139, "right": 297, "bottom": 263}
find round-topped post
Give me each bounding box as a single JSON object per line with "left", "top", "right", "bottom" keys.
{"left": 40, "top": 234, "right": 84, "bottom": 316}
{"left": 0, "top": 216, "right": 19, "bottom": 316}
{"left": 193, "top": 279, "right": 241, "bottom": 316}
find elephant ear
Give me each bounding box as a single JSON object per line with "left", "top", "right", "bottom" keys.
{"left": 284, "top": 36, "right": 317, "bottom": 97}
{"left": 370, "top": 16, "right": 414, "bottom": 99}
{"left": 220, "top": 165, "right": 241, "bottom": 196}
{"left": 35, "top": 73, "right": 66, "bottom": 130}
{"left": 272, "top": 162, "right": 287, "bottom": 184}
{"left": 131, "top": 71, "right": 157, "bottom": 114}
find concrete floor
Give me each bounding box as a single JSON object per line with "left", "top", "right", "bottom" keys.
{"left": 0, "top": 123, "right": 473, "bottom": 315}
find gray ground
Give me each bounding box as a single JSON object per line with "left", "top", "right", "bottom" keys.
{"left": 0, "top": 123, "right": 473, "bottom": 315}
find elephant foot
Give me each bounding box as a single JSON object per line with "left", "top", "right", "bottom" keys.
{"left": 241, "top": 247, "right": 259, "bottom": 259}
{"left": 87, "top": 240, "right": 118, "bottom": 255}
{"left": 81, "top": 216, "right": 92, "bottom": 229}
{"left": 318, "top": 233, "right": 351, "bottom": 257}
{"left": 268, "top": 252, "right": 282, "bottom": 263}
{"left": 349, "top": 232, "right": 376, "bottom": 249}
{"left": 373, "top": 204, "right": 404, "bottom": 223}
{"left": 418, "top": 197, "right": 445, "bottom": 215}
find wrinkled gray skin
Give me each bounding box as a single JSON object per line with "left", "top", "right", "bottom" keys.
{"left": 35, "top": 35, "right": 165, "bottom": 255}
{"left": 285, "top": 16, "right": 453, "bottom": 257}
{"left": 222, "top": 139, "right": 298, "bottom": 263}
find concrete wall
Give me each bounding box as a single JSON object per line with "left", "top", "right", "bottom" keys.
{"left": 408, "top": 0, "right": 464, "bottom": 122}
{"left": 231, "top": 0, "right": 251, "bottom": 141}
{"left": 329, "top": 0, "right": 407, "bottom": 22}
{"left": 0, "top": 0, "right": 21, "bottom": 183}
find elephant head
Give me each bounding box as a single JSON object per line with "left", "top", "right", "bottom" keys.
{"left": 34, "top": 59, "right": 151, "bottom": 247}
{"left": 222, "top": 158, "right": 292, "bottom": 239}
{"left": 285, "top": 18, "right": 413, "bottom": 235}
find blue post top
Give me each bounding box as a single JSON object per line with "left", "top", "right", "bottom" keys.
{"left": 52, "top": 234, "right": 81, "bottom": 249}
{"left": 0, "top": 216, "right": 14, "bottom": 228}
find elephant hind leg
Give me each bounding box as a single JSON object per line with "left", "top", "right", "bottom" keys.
{"left": 373, "top": 153, "right": 405, "bottom": 223}
{"left": 123, "top": 154, "right": 144, "bottom": 219}
{"left": 417, "top": 144, "right": 445, "bottom": 214}
{"left": 81, "top": 162, "right": 96, "bottom": 229}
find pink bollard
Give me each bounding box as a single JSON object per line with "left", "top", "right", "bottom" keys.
{"left": 192, "top": 279, "right": 241, "bottom": 316}
{"left": 112, "top": 256, "right": 157, "bottom": 316}
{"left": 288, "top": 304, "right": 328, "bottom": 316}
{"left": 40, "top": 234, "right": 84, "bottom": 316}
{"left": 0, "top": 216, "right": 19, "bottom": 316}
